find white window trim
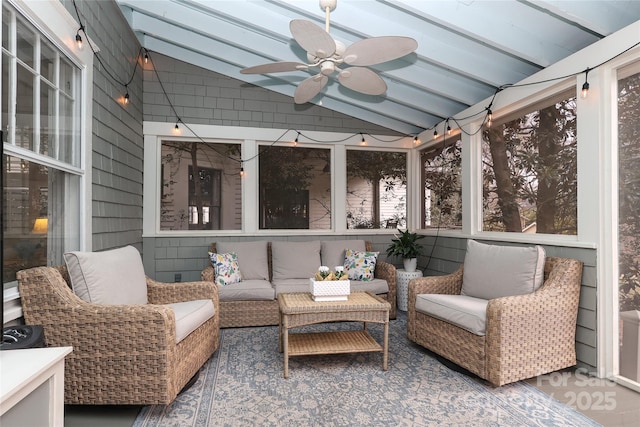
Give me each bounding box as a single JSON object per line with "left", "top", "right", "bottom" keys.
{"left": 143, "top": 121, "right": 413, "bottom": 236}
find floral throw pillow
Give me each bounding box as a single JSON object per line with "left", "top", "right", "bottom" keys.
{"left": 344, "top": 249, "right": 379, "bottom": 281}
{"left": 208, "top": 252, "right": 242, "bottom": 286}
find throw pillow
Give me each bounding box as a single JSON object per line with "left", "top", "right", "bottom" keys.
{"left": 461, "top": 240, "right": 546, "bottom": 300}
{"left": 63, "top": 245, "right": 148, "bottom": 305}
{"left": 344, "top": 249, "right": 379, "bottom": 281}
{"left": 209, "top": 252, "right": 243, "bottom": 286}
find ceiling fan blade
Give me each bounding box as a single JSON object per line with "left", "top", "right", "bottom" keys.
{"left": 290, "top": 19, "right": 336, "bottom": 59}
{"left": 343, "top": 36, "right": 418, "bottom": 66}
{"left": 294, "top": 74, "right": 328, "bottom": 104}
{"left": 338, "top": 67, "right": 387, "bottom": 95}
{"left": 240, "top": 61, "right": 309, "bottom": 74}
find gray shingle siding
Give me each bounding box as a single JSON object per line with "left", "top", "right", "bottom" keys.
{"left": 62, "top": 0, "right": 144, "bottom": 253}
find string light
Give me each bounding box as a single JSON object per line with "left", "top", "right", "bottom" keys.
{"left": 124, "top": 86, "right": 130, "bottom": 105}
{"left": 581, "top": 68, "right": 590, "bottom": 99}
{"left": 173, "top": 120, "right": 181, "bottom": 134}
{"left": 240, "top": 161, "right": 245, "bottom": 177}
{"left": 294, "top": 132, "right": 299, "bottom": 146}
{"left": 413, "top": 135, "right": 419, "bottom": 145}
{"left": 75, "top": 26, "right": 84, "bottom": 49}
{"left": 486, "top": 108, "right": 493, "bottom": 127}
{"left": 144, "top": 51, "right": 149, "bottom": 64}
{"left": 360, "top": 133, "right": 366, "bottom": 145}
{"left": 433, "top": 129, "right": 438, "bottom": 139}
{"left": 446, "top": 119, "right": 451, "bottom": 135}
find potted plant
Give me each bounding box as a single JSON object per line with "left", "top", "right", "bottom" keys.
{"left": 386, "top": 229, "right": 425, "bottom": 272}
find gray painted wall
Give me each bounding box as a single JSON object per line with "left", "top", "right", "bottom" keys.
{"left": 62, "top": 0, "right": 144, "bottom": 253}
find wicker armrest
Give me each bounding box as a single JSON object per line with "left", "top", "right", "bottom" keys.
{"left": 147, "top": 277, "right": 218, "bottom": 305}
{"left": 374, "top": 259, "right": 397, "bottom": 318}
{"left": 408, "top": 266, "right": 463, "bottom": 299}
{"left": 201, "top": 265, "right": 215, "bottom": 282}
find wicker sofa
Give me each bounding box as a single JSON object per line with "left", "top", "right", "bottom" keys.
{"left": 407, "top": 240, "right": 584, "bottom": 387}
{"left": 202, "top": 240, "right": 397, "bottom": 328}
{"left": 17, "top": 252, "right": 219, "bottom": 405}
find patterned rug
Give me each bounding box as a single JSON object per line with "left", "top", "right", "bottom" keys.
{"left": 134, "top": 312, "right": 600, "bottom": 427}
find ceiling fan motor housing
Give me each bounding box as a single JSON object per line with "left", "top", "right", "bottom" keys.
{"left": 319, "top": 0, "right": 337, "bottom": 11}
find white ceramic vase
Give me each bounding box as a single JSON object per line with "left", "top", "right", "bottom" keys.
{"left": 403, "top": 258, "right": 417, "bottom": 272}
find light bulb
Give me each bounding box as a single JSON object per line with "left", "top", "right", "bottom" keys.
{"left": 75, "top": 33, "right": 83, "bottom": 49}
{"left": 144, "top": 53, "right": 149, "bottom": 64}
{"left": 124, "top": 92, "right": 130, "bottom": 105}
{"left": 433, "top": 129, "right": 438, "bottom": 139}
{"left": 581, "top": 82, "right": 589, "bottom": 99}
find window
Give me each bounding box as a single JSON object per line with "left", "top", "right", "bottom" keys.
{"left": 617, "top": 62, "right": 640, "bottom": 383}
{"left": 2, "top": 3, "right": 83, "bottom": 287}
{"left": 160, "top": 141, "right": 241, "bottom": 230}
{"left": 259, "top": 145, "right": 331, "bottom": 230}
{"left": 346, "top": 149, "right": 406, "bottom": 229}
{"left": 482, "top": 90, "right": 577, "bottom": 234}
{"left": 421, "top": 135, "right": 462, "bottom": 229}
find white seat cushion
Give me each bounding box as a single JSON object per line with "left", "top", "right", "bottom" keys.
{"left": 165, "top": 299, "right": 215, "bottom": 343}
{"left": 415, "top": 294, "right": 489, "bottom": 336}
{"left": 217, "top": 279, "right": 275, "bottom": 302}
{"left": 63, "top": 245, "right": 148, "bottom": 305}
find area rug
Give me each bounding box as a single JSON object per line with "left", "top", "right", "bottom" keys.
{"left": 134, "top": 313, "right": 600, "bottom": 427}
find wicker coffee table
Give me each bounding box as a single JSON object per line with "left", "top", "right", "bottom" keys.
{"left": 278, "top": 291, "right": 390, "bottom": 378}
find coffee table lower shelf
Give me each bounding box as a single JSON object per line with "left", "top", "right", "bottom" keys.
{"left": 288, "top": 330, "right": 382, "bottom": 356}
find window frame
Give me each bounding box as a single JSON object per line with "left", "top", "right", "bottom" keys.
{"left": 2, "top": 0, "right": 92, "bottom": 316}
{"left": 142, "top": 123, "right": 413, "bottom": 236}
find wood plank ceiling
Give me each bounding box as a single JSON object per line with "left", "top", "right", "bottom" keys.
{"left": 116, "top": 0, "right": 640, "bottom": 135}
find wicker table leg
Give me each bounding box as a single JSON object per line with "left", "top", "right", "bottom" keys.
{"left": 383, "top": 320, "right": 389, "bottom": 371}
{"left": 282, "top": 315, "right": 289, "bottom": 379}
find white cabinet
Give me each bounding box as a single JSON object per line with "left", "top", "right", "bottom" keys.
{"left": 1, "top": 347, "right": 72, "bottom": 427}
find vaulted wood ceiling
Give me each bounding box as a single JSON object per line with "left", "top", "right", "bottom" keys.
{"left": 116, "top": 0, "right": 640, "bottom": 134}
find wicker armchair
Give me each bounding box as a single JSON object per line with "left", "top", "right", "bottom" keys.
{"left": 407, "top": 256, "right": 583, "bottom": 386}
{"left": 17, "top": 265, "right": 220, "bottom": 405}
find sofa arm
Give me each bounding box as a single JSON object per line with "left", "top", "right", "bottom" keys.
{"left": 374, "top": 259, "right": 397, "bottom": 318}
{"left": 147, "top": 277, "right": 219, "bottom": 306}
{"left": 485, "top": 278, "right": 581, "bottom": 386}
{"left": 201, "top": 265, "right": 215, "bottom": 282}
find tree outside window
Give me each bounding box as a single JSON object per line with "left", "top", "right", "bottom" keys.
{"left": 259, "top": 145, "right": 331, "bottom": 230}
{"left": 482, "top": 90, "right": 578, "bottom": 234}
{"left": 617, "top": 64, "right": 640, "bottom": 313}
{"left": 346, "top": 150, "right": 407, "bottom": 229}
{"left": 421, "top": 135, "right": 462, "bottom": 229}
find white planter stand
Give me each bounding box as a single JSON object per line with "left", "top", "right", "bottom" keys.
{"left": 396, "top": 268, "right": 423, "bottom": 311}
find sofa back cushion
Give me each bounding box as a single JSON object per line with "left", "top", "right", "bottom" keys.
{"left": 321, "top": 239, "right": 366, "bottom": 269}
{"left": 461, "top": 240, "right": 545, "bottom": 300}
{"left": 216, "top": 241, "right": 269, "bottom": 280}
{"left": 271, "top": 241, "right": 321, "bottom": 280}
{"left": 63, "top": 245, "right": 148, "bottom": 305}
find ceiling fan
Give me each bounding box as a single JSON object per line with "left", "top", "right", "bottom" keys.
{"left": 240, "top": 0, "right": 418, "bottom": 104}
